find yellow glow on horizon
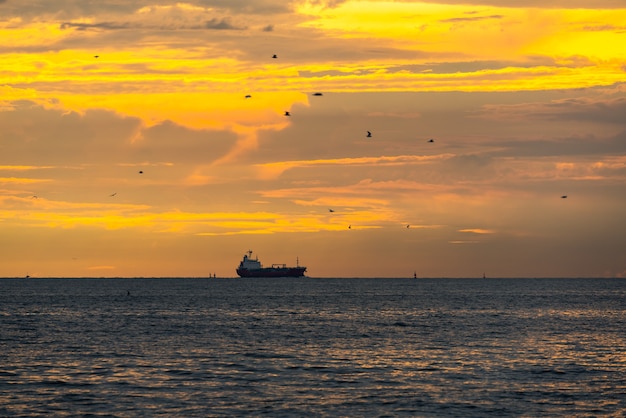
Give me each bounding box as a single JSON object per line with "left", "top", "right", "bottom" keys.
{"left": 0, "top": 165, "right": 53, "bottom": 171}
{"left": 2, "top": 205, "right": 377, "bottom": 235}
{"left": 0, "top": 177, "right": 52, "bottom": 184}
{"left": 256, "top": 154, "right": 453, "bottom": 179}
{"left": 519, "top": 9, "right": 626, "bottom": 60}
{"left": 459, "top": 228, "right": 496, "bottom": 235}
{"left": 297, "top": 2, "right": 522, "bottom": 57}
{"left": 50, "top": 91, "right": 308, "bottom": 129}
{"left": 0, "top": 21, "right": 69, "bottom": 47}
{"left": 298, "top": 2, "right": 626, "bottom": 63}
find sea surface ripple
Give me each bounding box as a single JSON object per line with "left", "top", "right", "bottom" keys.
{"left": 1, "top": 278, "right": 625, "bottom": 417}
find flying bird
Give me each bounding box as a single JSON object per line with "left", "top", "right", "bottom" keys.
{"left": 244, "top": 94, "right": 252, "bottom": 99}
{"left": 312, "top": 92, "right": 323, "bottom": 96}
{"left": 272, "top": 54, "right": 277, "bottom": 59}
{"left": 366, "top": 131, "right": 372, "bottom": 138}
{"left": 406, "top": 224, "right": 410, "bottom": 228}
{"left": 138, "top": 170, "right": 143, "bottom": 174}
{"left": 561, "top": 195, "right": 568, "bottom": 199}
{"left": 94, "top": 55, "right": 99, "bottom": 59}
{"left": 328, "top": 209, "right": 335, "bottom": 213}
{"left": 110, "top": 193, "right": 117, "bottom": 197}
{"left": 284, "top": 111, "right": 290, "bottom": 116}
{"left": 428, "top": 139, "right": 435, "bottom": 143}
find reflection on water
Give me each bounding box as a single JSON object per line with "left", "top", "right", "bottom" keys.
{"left": 1, "top": 278, "right": 625, "bottom": 416}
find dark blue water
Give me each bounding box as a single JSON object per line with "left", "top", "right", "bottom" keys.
{"left": 1, "top": 278, "right": 625, "bottom": 417}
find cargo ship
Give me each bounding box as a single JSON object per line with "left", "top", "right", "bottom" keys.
{"left": 236, "top": 250, "right": 306, "bottom": 278}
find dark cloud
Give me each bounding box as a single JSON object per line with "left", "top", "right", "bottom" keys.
{"left": 204, "top": 18, "right": 246, "bottom": 30}
{"left": 549, "top": 97, "right": 626, "bottom": 125}
{"left": 302, "top": 0, "right": 348, "bottom": 7}
{"left": 60, "top": 21, "right": 132, "bottom": 31}
{"left": 196, "top": 0, "right": 293, "bottom": 14}
{"left": 58, "top": 18, "right": 247, "bottom": 33}
{"left": 298, "top": 56, "right": 570, "bottom": 78}
{"left": 480, "top": 95, "right": 626, "bottom": 126}
{"left": 1, "top": 1, "right": 294, "bottom": 20}
{"left": 440, "top": 14, "right": 504, "bottom": 23}
{"left": 491, "top": 132, "right": 626, "bottom": 159}
{"left": 582, "top": 24, "right": 626, "bottom": 32}
{"left": 1, "top": 2, "right": 143, "bottom": 20}
{"left": 385, "top": 57, "right": 560, "bottom": 74}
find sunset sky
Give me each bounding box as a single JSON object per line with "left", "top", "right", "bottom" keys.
{"left": 1, "top": 0, "right": 625, "bottom": 278}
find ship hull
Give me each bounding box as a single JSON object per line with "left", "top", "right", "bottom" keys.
{"left": 236, "top": 267, "right": 306, "bottom": 278}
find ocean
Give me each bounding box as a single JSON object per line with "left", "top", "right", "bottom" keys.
{"left": 1, "top": 278, "right": 625, "bottom": 417}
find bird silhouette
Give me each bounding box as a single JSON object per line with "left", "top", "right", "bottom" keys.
{"left": 110, "top": 193, "right": 117, "bottom": 197}
{"left": 312, "top": 92, "right": 323, "bottom": 96}
{"left": 138, "top": 170, "right": 143, "bottom": 174}
{"left": 94, "top": 55, "right": 99, "bottom": 58}
{"left": 561, "top": 195, "right": 568, "bottom": 199}
{"left": 366, "top": 131, "right": 372, "bottom": 138}
{"left": 284, "top": 111, "right": 290, "bottom": 116}
{"left": 428, "top": 139, "right": 434, "bottom": 143}
{"left": 272, "top": 54, "right": 277, "bottom": 59}
{"left": 244, "top": 94, "right": 252, "bottom": 99}
{"left": 328, "top": 209, "right": 335, "bottom": 213}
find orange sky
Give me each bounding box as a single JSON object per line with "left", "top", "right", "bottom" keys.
{"left": 1, "top": 1, "right": 625, "bottom": 277}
